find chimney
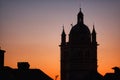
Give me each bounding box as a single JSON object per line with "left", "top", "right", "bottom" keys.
{"left": 0, "top": 49, "right": 6, "bottom": 69}
{"left": 17, "top": 62, "right": 30, "bottom": 70}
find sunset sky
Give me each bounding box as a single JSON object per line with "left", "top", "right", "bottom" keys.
{"left": 0, "top": 0, "right": 120, "bottom": 80}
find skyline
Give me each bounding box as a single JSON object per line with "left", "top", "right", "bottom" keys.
{"left": 0, "top": 0, "right": 120, "bottom": 80}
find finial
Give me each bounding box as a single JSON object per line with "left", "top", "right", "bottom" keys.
{"left": 80, "top": 8, "right": 81, "bottom": 12}
{"left": 93, "top": 22, "right": 95, "bottom": 29}
{"left": 62, "top": 24, "right": 66, "bottom": 34}
{"left": 92, "top": 23, "right": 96, "bottom": 34}
{"left": 62, "top": 24, "right": 65, "bottom": 31}
{"left": 93, "top": 24, "right": 95, "bottom": 29}
{"left": 62, "top": 24, "right": 64, "bottom": 29}
{"left": 79, "top": 0, "right": 82, "bottom": 10}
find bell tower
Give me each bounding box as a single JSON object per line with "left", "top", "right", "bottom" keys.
{"left": 60, "top": 8, "right": 101, "bottom": 80}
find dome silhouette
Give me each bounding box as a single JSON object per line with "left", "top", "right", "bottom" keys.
{"left": 69, "top": 23, "right": 91, "bottom": 45}
{"left": 70, "top": 23, "right": 90, "bottom": 35}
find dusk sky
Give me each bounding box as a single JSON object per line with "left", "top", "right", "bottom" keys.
{"left": 0, "top": 0, "right": 120, "bottom": 80}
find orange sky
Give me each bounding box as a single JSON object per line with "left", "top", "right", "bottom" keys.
{"left": 0, "top": 0, "right": 120, "bottom": 80}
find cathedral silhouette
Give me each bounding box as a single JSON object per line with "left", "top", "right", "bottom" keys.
{"left": 60, "top": 8, "right": 120, "bottom": 80}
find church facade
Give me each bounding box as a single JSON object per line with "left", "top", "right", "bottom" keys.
{"left": 60, "top": 8, "right": 103, "bottom": 80}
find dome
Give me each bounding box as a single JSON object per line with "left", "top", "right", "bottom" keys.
{"left": 68, "top": 8, "right": 91, "bottom": 45}
{"left": 70, "top": 24, "right": 90, "bottom": 35}
{"left": 69, "top": 23, "right": 91, "bottom": 45}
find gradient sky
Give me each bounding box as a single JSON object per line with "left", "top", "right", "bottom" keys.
{"left": 0, "top": 0, "right": 120, "bottom": 80}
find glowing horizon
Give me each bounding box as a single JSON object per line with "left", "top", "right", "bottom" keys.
{"left": 0, "top": 0, "right": 120, "bottom": 80}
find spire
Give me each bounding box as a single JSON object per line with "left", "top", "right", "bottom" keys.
{"left": 61, "top": 25, "right": 66, "bottom": 45}
{"left": 92, "top": 24, "right": 97, "bottom": 45}
{"left": 62, "top": 25, "right": 66, "bottom": 36}
{"left": 77, "top": 8, "right": 84, "bottom": 24}
{"left": 92, "top": 24, "right": 96, "bottom": 34}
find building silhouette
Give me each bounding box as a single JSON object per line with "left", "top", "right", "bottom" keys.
{"left": 104, "top": 67, "right": 120, "bottom": 80}
{"left": 0, "top": 49, "right": 53, "bottom": 80}
{"left": 60, "top": 8, "right": 103, "bottom": 80}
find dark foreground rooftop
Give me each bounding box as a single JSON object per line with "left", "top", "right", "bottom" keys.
{"left": 0, "top": 62, "right": 53, "bottom": 80}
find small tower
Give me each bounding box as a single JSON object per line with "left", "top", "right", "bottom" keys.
{"left": 77, "top": 8, "right": 84, "bottom": 24}
{"left": 92, "top": 25, "right": 97, "bottom": 45}
{"left": 60, "top": 26, "right": 67, "bottom": 80}
{"left": 91, "top": 25, "right": 98, "bottom": 71}
{"left": 0, "top": 48, "right": 6, "bottom": 69}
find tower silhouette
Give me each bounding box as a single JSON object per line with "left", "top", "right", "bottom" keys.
{"left": 0, "top": 49, "right": 5, "bottom": 69}
{"left": 60, "top": 8, "right": 102, "bottom": 80}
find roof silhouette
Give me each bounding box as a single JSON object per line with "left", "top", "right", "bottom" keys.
{"left": 0, "top": 63, "right": 53, "bottom": 80}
